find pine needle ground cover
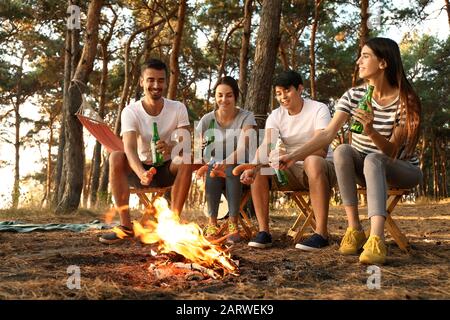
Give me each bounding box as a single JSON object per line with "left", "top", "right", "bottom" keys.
{"left": 0, "top": 203, "right": 449, "bottom": 300}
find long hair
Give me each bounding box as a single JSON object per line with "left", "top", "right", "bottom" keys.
{"left": 214, "top": 76, "right": 240, "bottom": 102}
{"left": 365, "top": 37, "right": 421, "bottom": 158}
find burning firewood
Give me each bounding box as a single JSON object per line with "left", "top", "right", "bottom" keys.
{"left": 173, "top": 262, "right": 221, "bottom": 279}
{"left": 110, "top": 197, "right": 240, "bottom": 278}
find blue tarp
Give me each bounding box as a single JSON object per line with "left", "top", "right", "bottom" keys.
{"left": 0, "top": 220, "right": 113, "bottom": 233}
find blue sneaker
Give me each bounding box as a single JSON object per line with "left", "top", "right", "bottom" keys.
{"left": 295, "top": 233, "right": 329, "bottom": 251}
{"left": 248, "top": 231, "right": 272, "bottom": 248}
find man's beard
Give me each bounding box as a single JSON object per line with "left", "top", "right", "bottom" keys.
{"left": 148, "top": 89, "right": 162, "bottom": 100}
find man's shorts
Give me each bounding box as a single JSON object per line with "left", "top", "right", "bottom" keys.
{"left": 128, "top": 160, "right": 176, "bottom": 189}
{"left": 271, "top": 159, "right": 337, "bottom": 191}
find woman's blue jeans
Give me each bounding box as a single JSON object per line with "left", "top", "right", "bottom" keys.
{"left": 205, "top": 164, "right": 242, "bottom": 218}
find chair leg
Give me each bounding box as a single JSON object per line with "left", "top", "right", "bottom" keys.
{"left": 386, "top": 215, "right": 410, "bottom": 252}
{"left": 287, "top": 193, "right": 316, "bottom": 243}
{"left": 385, "top": 194, "right": 410, "bottom": 252}
{"left": 295, "top": 194, "right": 317, "bottom": 231}
{"left": 238, "top": 215, "right": 253, "bottom": 238}
{"left": 238, "top": 190, "right": 255, "bottom": 238}
{"left": 136, "top": 193, "right": 154, "bottom": 225}
{"left": 137, "top": 191, "right": 166, "bottom": 225}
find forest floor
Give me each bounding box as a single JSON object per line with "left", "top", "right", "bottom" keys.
{"left": 0, "top": 199, "right": 449, "bottom": 300}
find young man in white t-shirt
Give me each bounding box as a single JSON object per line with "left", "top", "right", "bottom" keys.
{"left": 100, "top": 59, "right": 193, "bottom": 244}
{"left": 240, "top": 70, "right": 336, "bottom": 250}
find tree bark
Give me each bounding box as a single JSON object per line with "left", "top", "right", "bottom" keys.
{"left": 441, "top": 136, "right": 448, "bottom": 198}
{"left": 352, "top": 0, "right": 369, "bottom": 86}
{"left": 167, "top": 0, "right": 187, "bottom": 100}
{"left": 42, "top": 114, "right": 55, "bottom": 208}
{"left": 418, "top": 135, "right": 426, "bottom": 197}
{"left": 279, "top": 42, "right": 289, "bottom": 70}
{"left": 445, "top": 0, "right": 450, "bottom": 28}
{"left": 239, "top": 0, "right": 253, "bottom": 106}
{"left": 431, "top": 131, "right": 438, "bottom": 200}
{"left": 217, "top": 21, "right": 243, "bottom": 80}
{"left": 309, "top": 0, "right": 322, "bottom": 100}
{"left": 96, "top": 156, "right": 110, "bottom": 207}
{"left": 53, "top": 1, "right": 81, "bottom": 208}
{"left": 55, "top": 0, "right": 103, "bottom": 214}
{"left": 244, "top": 0, "right": 282, "bottom": 129}
{"left": 11, "top": 53, "right": 25, "bottom": 209}
{"left": 89, "top": 8, "right": 117, "bottom": 208}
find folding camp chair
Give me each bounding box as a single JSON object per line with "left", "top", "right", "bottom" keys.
{"left": 286, "top": 191, "right": 317, "bottom": 244}
{"left": 286, "top": 187, "right": 411, "bottom": 252}
{"left": 75, "top": 97, "right": 172, "bottom": 217}
{"left": 237, "top": 187, "right": 257, "bottom": 238}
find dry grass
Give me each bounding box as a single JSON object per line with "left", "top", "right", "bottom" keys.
{"left": 0, "top": 202, "right": 449, "bottom": 300}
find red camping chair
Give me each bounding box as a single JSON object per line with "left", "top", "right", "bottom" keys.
{"left": 75, "top": 97, "right": 171, "bottom": 217}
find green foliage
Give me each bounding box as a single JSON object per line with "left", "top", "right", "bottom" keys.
{"left": 1, "top": 0, "right": 448, "bottom": 207}
{"left": 402, "top": 34, "right": 450, "bottom": 129}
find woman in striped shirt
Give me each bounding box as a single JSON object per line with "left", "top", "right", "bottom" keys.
{"left": 273, "top": 37, "right": 422, "bottom": 265}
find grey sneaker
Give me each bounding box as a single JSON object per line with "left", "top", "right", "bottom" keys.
{"left": 99, "top": 225, "right": 134, "bottom": 244}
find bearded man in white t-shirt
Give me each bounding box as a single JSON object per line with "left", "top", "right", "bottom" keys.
{"left": 241, "top": 70, "right": 337, "bottom": 250}
{"left": 100, "top": 59, "right": 193, "bottom": 244}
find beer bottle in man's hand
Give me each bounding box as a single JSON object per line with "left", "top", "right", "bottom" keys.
{"left": 269, "top": 143, "right": 288, "bottom": 186}
{"left": 151, "top": 122, "right": 164, "bottom": 166}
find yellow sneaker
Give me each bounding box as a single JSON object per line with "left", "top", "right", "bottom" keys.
{"left": 228, "top": 222, "right": 238, "bottom": 234}
{"left": 203, "top": 224, "right": 219, "bottom": 237}
{"left": 227, "top": 222, "right": 241, "bottom": 244}
{"left": 339, "top": 227, "right": 367, "bottom": 255}
{"left": 359, "top": 235, "right": 387, "bottom": 265}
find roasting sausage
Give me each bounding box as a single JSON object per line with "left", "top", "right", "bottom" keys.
{"left": 231, "top": 163, "right": 258, "bottom": 176}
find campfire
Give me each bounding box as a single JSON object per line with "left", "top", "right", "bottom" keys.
{"left": 109, "top": 197, "right": 239, "bottom": 279}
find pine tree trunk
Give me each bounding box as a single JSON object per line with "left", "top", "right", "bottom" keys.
{"left": 352, "top": 0, "right": 369, "bottom": 86}
{"left": 309, "top": 0, "right": 322, "bottom": 100}
{"left": 168, "top": 0, "right": 187, "bottom": 100}
{"left": 205, "top": 67, "right": 213, "bottom": 111}
{"left": 83, "top": 161, "right": 92, "bottom": 207}
{"left": 12, "top": 103, "right": 21, "bottom": 209}
{"left": 96, "top": 156, "right": 110, "bottom": 208}
{"left": 445, "top": 0, "right": 450, "bottom": 27}
{"left": 442, "top": 136, "right": 448, "bottom": 198}
{"left": 239, "top": 0, "right": 253, "bottom": 106}
{"left": 279, "top": 42, "right": 289, "bottom": 70}
{"left": 43, "top": 121, "right": 54, "bottom": 207}
{"left": 431, "top": 133, "right": 438, "bottom": 200}
{"left": 438, "top": 136, "right": 447, "bottom": 199}
{"left": 11, "top": 53, "right": 25, "bottom": 209}
{"left": 418, "top": 135, "right": 427, "bottom": 197}
{"left": 55, "top": 0, "right": 103, "bottom": 214}
{"left": 53, "top": 3, "right": 81, "bottom": 208}
{"left": 52, "top": 121, "right": 65, "bottom": 207}
{"left": 89, "top": 27, "right": 113, "bottom": 207}
{"left": 244, "top": 0, "right": 282, "bottom": 129}
{"left": 217, "top": 22, "right": 242, "bottom": 81}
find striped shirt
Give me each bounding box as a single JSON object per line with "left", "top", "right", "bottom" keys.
{"left": 336, "top": 85, "right": 419, "bottom": 166}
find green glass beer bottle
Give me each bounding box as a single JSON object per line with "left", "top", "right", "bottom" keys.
{"left": 350, "top": 85, "right": 374, "bottom": 134}
{"left": 269, "top": 143, "right": 288, "bottom": 186}
{"left": 203, "top": 119, "right": 215, "bottom": 161}
{"left": 151, "top": 122, "right": 164, "bottom": 167}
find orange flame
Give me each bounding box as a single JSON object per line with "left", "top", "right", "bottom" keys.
{"left": 130, "top": 197, "right": 238, "bottom": 276}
